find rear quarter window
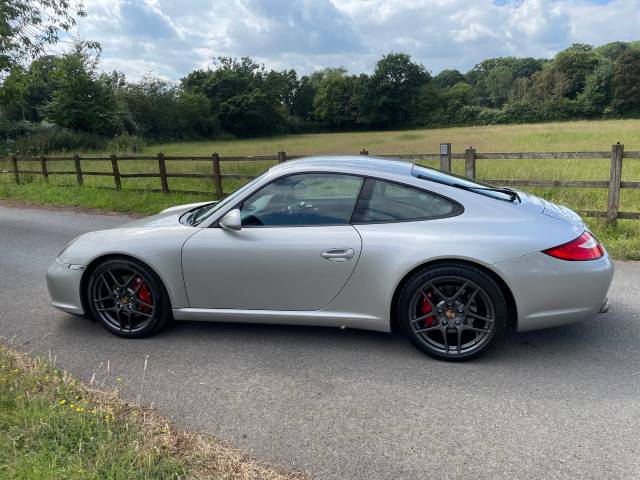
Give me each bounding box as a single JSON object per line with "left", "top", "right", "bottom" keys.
{"left": 352, "top": 178, "right": 462, "bottom": 223}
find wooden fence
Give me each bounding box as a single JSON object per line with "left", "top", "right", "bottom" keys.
{"left": 1, "top": 144, "right": 639, "bottom": 222}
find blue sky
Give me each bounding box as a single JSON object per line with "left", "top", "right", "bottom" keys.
{"left": 74, "top": 0, "right": 638, "bottom": 80}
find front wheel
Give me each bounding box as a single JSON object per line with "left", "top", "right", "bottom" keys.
{"left": 86, "top": 258, "right": 171, "bottom": 338}
{"left": 398, "top": 264, "right": 507, "bottom": 361}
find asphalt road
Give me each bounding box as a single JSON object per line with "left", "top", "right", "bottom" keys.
{"left": 1, "top": 204, "right": 639, "bottom": 479}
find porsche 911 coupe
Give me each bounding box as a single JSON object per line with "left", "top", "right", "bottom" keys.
{"left": 47, "top": 156, "right": 613, "bottom": 360}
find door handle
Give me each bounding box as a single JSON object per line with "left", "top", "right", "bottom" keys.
{"left": 320, "top": 248, "right": 355, "bottom": 262}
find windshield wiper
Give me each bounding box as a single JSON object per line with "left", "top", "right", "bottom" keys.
{"left": 452, "top": 184, "right": 520, "bottom": 203}
{"left": 186, "top": 205, "right": 208, "bottom": 226}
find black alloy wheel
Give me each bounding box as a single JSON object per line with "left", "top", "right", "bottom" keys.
{"left": 398, "top": 263, "right": 507, "bottom": 361}
{"left": 87, "top": 258, "right": 171, "bottom": 338}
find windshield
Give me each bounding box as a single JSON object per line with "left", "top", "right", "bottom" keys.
{"left": 411, "top": 165, "right": 516, "bottom": 202}
{"left": 190, "top": 172, "right": 268, "bottom": 225}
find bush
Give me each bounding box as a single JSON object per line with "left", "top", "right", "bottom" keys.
{"left": 0, "top": 121, "right": 107, "bottom": 155}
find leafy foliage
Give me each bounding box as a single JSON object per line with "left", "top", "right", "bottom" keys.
{"left": 613, "top": 48, "right": 640, "bottom": 114}
{"left": 2, "top": 39, "right": 640, "bottom": 153}
{"left": 579, "top": 59, "right": 614, "bottom": 114}
{"left": 362, "top": 53, "right": 430, "bottom": 128}
{"left": 0, "top": 0, "right": 95, "bottom": 74}
{"left": 45, "top": 43, "right": 124, "bottom": 136}
{"left": 553, "top": 44, "right": 600, "bottom": 99}
{"left": 312, "top": 69, "right": 364, "bottom": 129}
{"left": 122, "top": 76, "right": 217, "bottom": 140}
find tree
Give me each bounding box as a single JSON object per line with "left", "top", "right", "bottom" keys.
{"left": 291, "top": 75, "right": 316, "bottom": 122}
{"left": 527, "top": 66, "right": 570, "bottom": 103}
{"left": 579, "top": 59, "right": 614, "bottom": 114}
{"left": 121, "top": 76, "right": 217, "bottom": 140}
{"left": 553, "top": 43, "right": 599, "bottom": 99}
{"left": 433, "top": 69, "right": 464, "bottom": 89}
{"left": 595, "top": 42, "right": 629, "bottom": 62}
{"left": 468, "top": 57, "right": 545, "bottom": 106}
{"left": 182, "top": 57, "right": 288, "bottom": 135}
{"left": 0, "top": 55, "right": 59, "bottom": 121}
{"left": 0, "top": 65, "right": 28, "bottom": 119}
{"left": 483, "top": 65, "right": 514, "bottom": 107}
{"left": 362, "top": 53, "right": 430, "bottom": 128}
{"left": 613, "top": 48, "right": 640, "bottom": 114}
{"left": 263, "top": 68, "right": 298, "bottom": 112}
{"left": 218, "top": 89, "right": 283, "bottom": 136}
{"left": 444, "top": 82, "right": 474, "bottom": 121}
{"left": 413, "top": 82, "right": 444, "bottom": 126}
{"left": 174, "top": 90, "right": 218, "bottom": 139}
{"left": 509, "top": 76, "right": 531, "bottom": 103}
{"left": 45, "top": 43, "right": 124, "bottom": 135}
{"left": 312, "top": 70, "right": 363, "bottom": 129}
{"left": 0, "top": 0, "right": 95, "bottom": 74}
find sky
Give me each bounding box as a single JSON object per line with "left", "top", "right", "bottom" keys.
{"left": 70, "top": 0, "right": 640, "bottom": 80}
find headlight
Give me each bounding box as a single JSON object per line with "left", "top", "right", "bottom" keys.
{"left": 57, "top": 235, "right": 80, "bottom": 258}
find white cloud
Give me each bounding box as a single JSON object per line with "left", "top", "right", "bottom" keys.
{"left": 71, "top": 0, "right": 639, "bottom": 80}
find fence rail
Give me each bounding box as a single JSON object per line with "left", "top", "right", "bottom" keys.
{"left": 1, "top": 144, "right": 638, "bottom": 222}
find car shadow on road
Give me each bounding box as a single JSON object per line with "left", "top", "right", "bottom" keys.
{"left": 54, "top": 310, "right": 631, "bottom": 369}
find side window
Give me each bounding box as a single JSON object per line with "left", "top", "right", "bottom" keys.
{"left": 352, "top": 178, "right": 461, "bottom": 223}
{"left": 239, "top": 174, "right": 363, "bottom": 227}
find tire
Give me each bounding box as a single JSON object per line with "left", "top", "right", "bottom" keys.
{"left": 86, "top": 258, "right": 172, "bottom": 338}
{"left": 398, "top": 263, "right": 507, "bottom": 361}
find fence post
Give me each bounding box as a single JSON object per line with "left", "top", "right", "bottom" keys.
{"left": 439, "top": 143, "right": 451, "bottom": 172}
{"left": 110, "top": 154, "right": 121, "bottom": 190}
{"left": 360, "top": 148, "right": 369, "bottom": 155}
{"left": 606, "top": 142, "right": 624, "bottom": 223}
{"left": 11, "top": 155, "right": 19, "bottom": 184}
{"left": 40, "top": 155, "right": 49, "bottom": 183}
{"left": 73, "top": 154, "right": 83, "bottom": 186}
{"left": 465, "top": 147, "right": 476, "bottom": 179}
{"left": 277, "top": 151, "right": 287, "bottom": 163}
{"left": 158, "top": 152, "right": 169, "bottom": 193}
{"left": 212, "top": 152, "right": 223, "bottom": 199}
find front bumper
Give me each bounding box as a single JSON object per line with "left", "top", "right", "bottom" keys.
{"left": 46, "top": 259, "right": 86, "bottom": 315}
{"left": 493, "top": 252, "right": 614, "bottom": 332}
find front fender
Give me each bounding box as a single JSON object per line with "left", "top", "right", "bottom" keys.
{"left": 58, "top": 226, "right": 200, "bottom": 309}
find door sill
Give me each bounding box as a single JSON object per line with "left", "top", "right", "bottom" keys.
{"left": 172, "top": 308, "right": 388, "bottom": 332}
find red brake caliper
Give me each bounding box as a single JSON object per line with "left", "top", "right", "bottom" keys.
{"left": 421, "top": 291, "right": 436, "bottom": 327}
{"left": 132, "top": 277, "right": 153, "bottom": 313}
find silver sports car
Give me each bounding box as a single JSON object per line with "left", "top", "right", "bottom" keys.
{"left": 47, "top": 156, "right": 613, "bottom": 360}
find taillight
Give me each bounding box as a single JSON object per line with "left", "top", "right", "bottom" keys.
{"left": 543, "top": 231, "right": 604, "bottom": 261}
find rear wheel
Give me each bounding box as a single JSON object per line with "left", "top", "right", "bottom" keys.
{"left": 86, "top": 258, "right": 171, "bottom": 338}
{"left": 398, "top": 264, "right": 507, "bottom": 361}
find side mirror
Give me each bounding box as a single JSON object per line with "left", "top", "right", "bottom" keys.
{"left": 219, "top": 209, "right": 242, "bottom": 231}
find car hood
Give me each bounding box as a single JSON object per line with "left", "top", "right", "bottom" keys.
{"left": 116, "top": 201, "right": 215, "bottom": 229}
{"left": 517, "top": 191, "right": 585, "bottom": 227}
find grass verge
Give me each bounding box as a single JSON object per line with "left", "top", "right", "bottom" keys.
{"left": 0, "top": 182, "right": 205, "bottom": 216}
{"left": 0, "top": 343, "right": 307, "bottom": 480}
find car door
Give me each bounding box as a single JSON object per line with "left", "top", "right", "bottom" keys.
{"left": 181, "top": 173, "right": 364, "bottom": 311}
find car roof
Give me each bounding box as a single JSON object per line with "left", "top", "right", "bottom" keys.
{"left": 269, "top": 156, "right": 414, "bottom": 177}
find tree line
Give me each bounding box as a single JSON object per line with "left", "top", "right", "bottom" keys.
{"left": 1, "top": 39, "right": 640, "bottom": 154}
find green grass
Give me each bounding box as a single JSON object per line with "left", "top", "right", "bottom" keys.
{"left": 0, "top": 344, "right": 305, "bottom": 480}
{"left": 0, "top": 119, "right": 639, "bottom": 259}
{"left": 147, "top": 119, "right": 640, "bottom": 155}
